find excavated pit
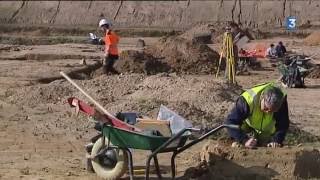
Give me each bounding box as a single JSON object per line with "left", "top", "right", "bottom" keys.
{"left": 187, "top": 141, "right": 320, "bottom": 180}
{"left": 0, "top": 44, "right": 104, "bottom": 84}
{"left": 36, "top": 61, "right": 102, "bottom": 83}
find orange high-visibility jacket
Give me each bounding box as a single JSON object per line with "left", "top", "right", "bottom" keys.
{"left": 104, "top": 31, "right": 119, "bottom": 55}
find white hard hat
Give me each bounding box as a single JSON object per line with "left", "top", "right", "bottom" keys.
{"left": 99, "top": 19, "right": 110, "bottom": 27}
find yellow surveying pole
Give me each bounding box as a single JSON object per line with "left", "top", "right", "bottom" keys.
{"left": 215, "top": 28, "right": 236, "bottom": 84}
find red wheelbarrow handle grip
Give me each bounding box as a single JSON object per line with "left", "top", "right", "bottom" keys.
{"left": 67, "top": 97, "right": 142, "bottom": 132}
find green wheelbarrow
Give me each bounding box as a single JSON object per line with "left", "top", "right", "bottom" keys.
{"left": 68, "top": 97, "right": 238, "bottom": 180}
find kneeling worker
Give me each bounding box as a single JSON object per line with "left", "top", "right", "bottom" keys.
{"left": 225, "top": 82, "right": 289, "bottom": 148}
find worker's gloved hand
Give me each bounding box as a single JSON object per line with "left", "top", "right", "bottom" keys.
{"left": 244, "top": 137, "right": 257, "bottom": 149}
{"left": 267, "top": 142, "right": 281, "bottom": 148}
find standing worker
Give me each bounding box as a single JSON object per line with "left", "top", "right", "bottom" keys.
{"left": 225, "top": 82, "right": 289, "bottom": 148}
{"left": 99, "top": 19, "right": 120, "bottom": 74}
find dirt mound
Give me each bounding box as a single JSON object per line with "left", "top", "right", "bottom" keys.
{"left": 196, "top": 22, "right": 256, "bottom": 44}
{"left": 180, "top": 22, "right": 248, "bottom": 44}
{"left": 7, "top": 80, "right": 75, "bottom": 107}
{"left": 115, "top": 37, "right": 220, "bottom": 75}
{"left": 13, "top": 73, "right": 239, "bottom": 126}
{"left": 114, "top": 50, "right": 171, "bottom": 75}
{"left": 179, "top": 23, "right": 217, "bottom": 44}
{"left": 185, "top": 141, "right": 320, "bottom": 180}
{"left": 150, "top": 36, "right": 220, "bottom": 74}
{"left": 178, "top": 22, "right": 257, "bottom": 44}
{"left": 307, "top": 65, "right": 320, "bottom": 78}
{"left": 304, "top": 31, "right": 320, "bottom": 46}
{"left": 102, "top": 74, "right": 241, "bottom": 125}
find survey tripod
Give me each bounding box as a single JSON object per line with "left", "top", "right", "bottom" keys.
{"left": 216, "top": 29, "right": 236, "bottom": 84}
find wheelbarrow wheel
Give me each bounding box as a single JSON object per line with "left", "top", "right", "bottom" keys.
{"left": 91, "top": 137, "right": 128, "bottom": 180}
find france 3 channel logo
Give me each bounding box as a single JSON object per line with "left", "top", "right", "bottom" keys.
{"left": 286, "top": 16, "right": 297, "bottom": 30}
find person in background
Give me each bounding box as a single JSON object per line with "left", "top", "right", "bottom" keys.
{"left": 98, "top": 19, "right": 120, "bottom": 74}
{"left": 225, "top": 82, "right": 289, "bottom": 149}
{"left": 275, "top": 41, "right": 287, "bottom": 58}
{"left": 266, "top": 44, "right": 277, "bottom": 58}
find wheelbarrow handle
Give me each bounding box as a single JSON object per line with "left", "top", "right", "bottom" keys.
{"left": 223, "top": 124, "right": 240, "bottom": 129}
{"left": 188, "top": 127, "right": 201, "bottom": 132}
{"left": 174, "top": 124, "right": 237, "bottom": 154}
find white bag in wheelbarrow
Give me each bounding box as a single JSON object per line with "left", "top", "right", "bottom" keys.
{"left": 157, "top": 105, "right": 192, "bottom": 135}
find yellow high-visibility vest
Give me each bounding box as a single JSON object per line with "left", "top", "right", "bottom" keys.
{"left": 241, "top": 82, "right": 285, "bottom": 138}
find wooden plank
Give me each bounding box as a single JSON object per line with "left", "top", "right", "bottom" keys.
{"left": 135, "top": 119, "right": 172, "bottom": 137}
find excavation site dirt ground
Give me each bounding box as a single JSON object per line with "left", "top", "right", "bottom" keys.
{"left": 0, "top": 27, "right": 320, "bottom": 180}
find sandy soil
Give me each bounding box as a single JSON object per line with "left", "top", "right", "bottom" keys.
{"left": 0, "top": 35, "right": 320, "bottom": 180}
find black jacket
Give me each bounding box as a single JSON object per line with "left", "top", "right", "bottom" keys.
{"left": 225, "top": 96, "right": 289, "bottom": 144}
{"left": 275, "top": 44, "right": 287, "bottom": 57}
